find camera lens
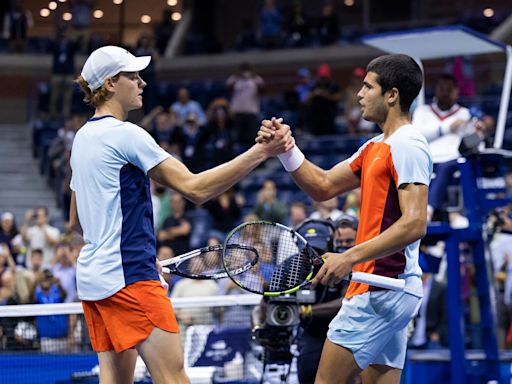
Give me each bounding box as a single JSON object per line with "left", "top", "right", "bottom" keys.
{"left": 275, "top": 305, "right": 291, "bottom": 324}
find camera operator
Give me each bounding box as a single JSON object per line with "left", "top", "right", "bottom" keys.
{"left": 295, "top": 215, "right": 358, "bottom": 384}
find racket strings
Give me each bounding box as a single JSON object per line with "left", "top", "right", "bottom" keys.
{"left": 175, "top": 246, "right": 257, "bottom": 278}
{"left": 175, "top": 248, "right": 225, "bottom": 277}
{"left": 225, "top": 222, "right": 314, "bottom": 294}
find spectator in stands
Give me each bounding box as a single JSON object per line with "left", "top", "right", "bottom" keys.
{"left": 58, "top": 149, "right": 73, "bottom": 220}
{"left": 507, "top": 171, "right": 512, "bottom": 199}
{"left": 285, "top": 3, "right": 311, "bottom": 47}
{"left": 171, "top": 112, "right": 209, "bottom": 173}
{"left": 316, "top": 2, "right": 339, "bottom": 46}
{"left": 48, "top": 115, "right": 81, "bottom": 188}
{"left": 227, "top": 62, "right": 265, "bottom": 149}
{"left": 259, "top": 0, "right": 283, "bottom": 49}
{"left": 254, "top": 179, "right": 288, "bottom": 223}
{"left": 11, "top": 249, "right": 44, "bottom": 305}
{"left": 296, "top": 68, "right": 313, "bottom": 104}
{"left": 205, "top": 101, "right": 236, "bottom": 166}
{"left": 33, "top": 269, "right": 70, "bottom": 352}
{"left": 307, "top": 63, "right": 341, "bottom": 135}
{"left": 134, "top": 34, "right": 159, "bottom": 113}
{"left": 310, "top": 197, "right": 343, "bottom": 222}
{"left": 489, "top": 204, "right": 512, "bottom": 346}
{"left": 140, "top": 107, "right": 182, "bottom": 161}
{"left": 235, "top": 19, "right": 259, "bottom": 51}
{"left": 151, "top": 181, "right": 172, "bottom": 232}
{"left": 287, "top": 201, "right": 308, "bottom": 228}
{"left": 344, "top": 67, "right": 375, "bottom": 136}
{"left": 3, "top": 1, "right": 33, "bottom": 53}
{"left": 217, "top": 232, "right": 253, "bottom": 326}
{"left": 0, "top": 243, "right": 16, "bottom": 305}
{"left": 408, "top": 268, "right": 448, "bottom": 349}
{"left": 170, "top": 87, "right": 207, "bottom": 127}
{"left": 154, "top": 9, "right": 175, "bottom": 55}
{"left": 170, "top": 267, "right": 219, "bottom": 325}
{"left": 158, "top": 193, "right": 192, "bottom": 256}
{"left": 342, "top": 189, "right": 360, "bottom": 218}
{"left": 295, "top": 68, "right": 313, "bottom": 132}
{"left": 51, "top": 243, "right": 77, "bottom": 303}
{"left": 49, "top": 28, "right": 77, "bottom": 119}
{"left": 69, "top": 0, "right": 94, "bottom": 54}
{"left": 0, "top": 212, "right": 19, "bottom": 257}
{"left": 20, "top": 208, "right": 60, "bottom": 268}
{"left": 205, "top": 188, "right": 244, "bottom": 241}
{"left": 412, "top": 74, "right": 471, "bottom": 225}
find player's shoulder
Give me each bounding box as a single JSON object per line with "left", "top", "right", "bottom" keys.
{"left": 389, "top": 125, "right": 432, "bottom": 159}
{"left": 111, "top": 121, "right": 151, "bottom": 139}
{"left": 390, "top": 124, "right": 428, "bottom": 145}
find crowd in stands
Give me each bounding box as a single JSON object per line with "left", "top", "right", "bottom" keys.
{"left": 1, "top": 0, "right": 512, "bottom": 356}
{"left": 1, "top": 0, "right": 508, "bottom": 56}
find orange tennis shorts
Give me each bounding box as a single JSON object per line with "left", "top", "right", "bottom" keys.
{"left": 82, "top": 279, "right": 179, "bottom": 352}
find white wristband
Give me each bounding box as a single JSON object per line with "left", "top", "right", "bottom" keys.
{"left": 277, "top": 146, "right": 305, "bottom": 172}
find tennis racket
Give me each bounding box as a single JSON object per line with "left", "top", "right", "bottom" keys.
{"left": 161, "top": 244, "right": 258, "bottom": 279}
{"left": 222, "top": 221, "right": 405, "bottom": 296}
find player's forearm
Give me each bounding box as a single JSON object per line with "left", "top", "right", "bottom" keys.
{"left": 290, "top": 161, "right": 336, "bottom": 201}
{"left": 183, "top": 144, "right": 268, "bottom": 205}
{"left": 290, "top": 160, "right": 357, "bottom": 201}
{"left": 346, "top": 215, "right": 427, "bottom": 267}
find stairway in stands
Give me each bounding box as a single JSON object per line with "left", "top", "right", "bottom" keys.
{"left": 0, "top": 124, "right": 62, "bottom": 225}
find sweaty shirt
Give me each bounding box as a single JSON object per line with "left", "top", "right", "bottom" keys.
{"left": 346, "top": 124, "right": 433, "bottom": 299}
{"left": 70, "top": 116, "right": 170, "bottom": 300}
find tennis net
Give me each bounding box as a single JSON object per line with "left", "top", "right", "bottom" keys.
{"left": 0, "top": 294, "right": 262, "bottom": 384}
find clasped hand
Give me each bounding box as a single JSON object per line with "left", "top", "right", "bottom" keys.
{"left": 255, "top": 117, "right": 295, "bottom": 155}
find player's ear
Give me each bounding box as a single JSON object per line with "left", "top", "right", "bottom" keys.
{"left": 387, "top": 87, "right": 399, "bottom": 106}
{"left": 103, "top": 76, "right": 117, "bottom": 92}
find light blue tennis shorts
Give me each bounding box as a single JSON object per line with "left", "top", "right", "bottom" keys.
{"left": 327, "top": 290, "right": 421, "bottom": 370}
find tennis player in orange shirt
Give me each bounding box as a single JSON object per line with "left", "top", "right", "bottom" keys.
{"left": 259, "top": 54, "right": 433, "bottom": 384}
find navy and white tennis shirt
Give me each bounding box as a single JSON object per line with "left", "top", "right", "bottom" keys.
{"left": 70, "top": 115, "right": 171, "bottom": 300}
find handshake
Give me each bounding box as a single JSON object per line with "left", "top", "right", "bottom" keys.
{"left": 256, "top": 117, "right": 305, "bottom": 173}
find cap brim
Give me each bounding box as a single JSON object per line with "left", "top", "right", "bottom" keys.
{"left": 121, "top": 56, "right": 151, "bottom": 72}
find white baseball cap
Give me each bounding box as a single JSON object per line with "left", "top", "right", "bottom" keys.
{"left": 1, "top": 212, "right": 13, "bottom": 221}
{"left": 81, "top": 45, "right": 151, "bottom": 92}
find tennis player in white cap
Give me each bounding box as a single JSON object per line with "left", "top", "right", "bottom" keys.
{"left": 70, "top": 45, "right": 294, "bottom": 384}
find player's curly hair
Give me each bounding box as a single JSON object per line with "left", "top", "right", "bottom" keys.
{"left": 74, "top": 74, "right": 120, "bottom": 108}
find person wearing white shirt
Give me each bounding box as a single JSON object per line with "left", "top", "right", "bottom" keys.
{"left": 20, "top": 207, "right": 60, "bottom": 268}
{"left": 412, "top": 74, "right": 471, "bottom": 221}
{"left": 170, "top": 87, "right": 207, "bottom": 126}
{"left": 70, "top": 45, "right": 294, "bottom": 384}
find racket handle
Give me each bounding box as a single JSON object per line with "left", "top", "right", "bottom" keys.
{"left": 349, "top": 272, "right": 405, "bottom": 291}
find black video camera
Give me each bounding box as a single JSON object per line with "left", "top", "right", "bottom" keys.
{"left": 251, "top": 219, "right": 335, "bottom": 362}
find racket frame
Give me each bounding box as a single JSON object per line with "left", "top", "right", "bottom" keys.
{"left": 161, "top": 244, "right": 259, "bottom": 280}
{"left": 223, "top": 220, "right": 405, "bottom": 296}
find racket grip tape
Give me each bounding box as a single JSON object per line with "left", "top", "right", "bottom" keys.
{"left": 349, "top": 272, "right": 405, "bottom": 291}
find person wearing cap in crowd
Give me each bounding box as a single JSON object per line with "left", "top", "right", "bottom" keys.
{"left": 0, "top": 212, "right": 19, "bottom": 257}
{"left": 296, "top": 68, "right": 313, "bottom": 104}
{"left": 307, "top": 63, "right": 341, "bottom": 136}
{"left": 70, "top": 45, "right": 294, "bottom": 383}
{"left": 294, "top": 67, "right": 313, "bottom": 134}
{"left": 295, "top": 216, "right": 358, "bottom": 384}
